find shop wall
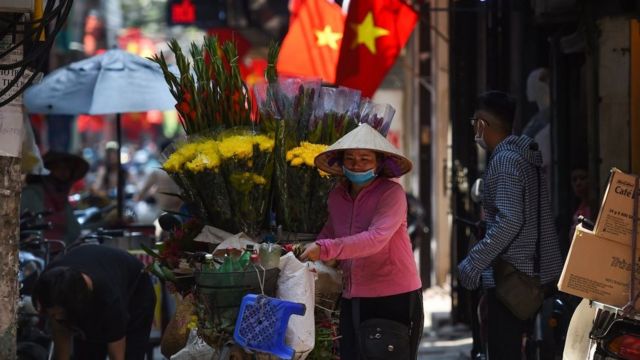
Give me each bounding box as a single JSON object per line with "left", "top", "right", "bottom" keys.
{"left": 598, "top": 17, "right": 631, "bottom": 188}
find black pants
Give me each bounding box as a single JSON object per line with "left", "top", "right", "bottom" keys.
{"left": 73, "top": 273, "right": 156, "bottom": 360}
{"left": 339, "top": 289, "right": 423, "bottom": 360}
{"left": 486, "top": 288, "right": 532, "bottom": 360}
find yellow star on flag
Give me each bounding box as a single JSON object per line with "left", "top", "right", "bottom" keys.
{"left": 350, "top": 12, "right": 390, "bottom": 54}
{"left": 315, "top": 25, "right": 343, "bottom": 50}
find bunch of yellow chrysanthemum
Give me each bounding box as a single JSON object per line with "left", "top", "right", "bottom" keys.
{"left": 286, "top": 142, "right": 328, "bottom": 167}
{"left": 218, "top": 134, "right": 275, "bottom": 160}
{"left": 163, "top": 140, "right": 220, "bottom": 173}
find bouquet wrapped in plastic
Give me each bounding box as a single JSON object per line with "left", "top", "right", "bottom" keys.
{"left": 162, "top": 138, "right": 232, "bottom": 230}
{"left": 216, "top": 130, "right": 275, "bottom": 236}
{"left": 255, "top": 76, "right": 328, "bottom": 235}
{"left": 283, "top": 142, "right": 331, "bottom": 233}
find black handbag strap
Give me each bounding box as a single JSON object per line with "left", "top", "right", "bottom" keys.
{"left": 534, "top": 166, "right": 541, "bottom": 275}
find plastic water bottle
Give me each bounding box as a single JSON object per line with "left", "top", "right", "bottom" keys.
{"left": 259, "top": 234, "right": 281, "bottom": 269}
{"left": 202, "top": 254, "right": 216, "bottom": 272}
{"left": 218, "top": 249, "right": 239, "bottom": 273}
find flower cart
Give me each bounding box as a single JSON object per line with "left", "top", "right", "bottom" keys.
{"left": 144, "top": 37, "right": 397, "bottom": 360}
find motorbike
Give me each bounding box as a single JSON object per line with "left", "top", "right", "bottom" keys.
{"left": 564, "top": 217, "right": 640, "bottom": 360}
{"left": 17, "top": 211, "right": 60, "bottom": 360}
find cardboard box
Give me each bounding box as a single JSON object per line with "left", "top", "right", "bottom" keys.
{"left": 594, "top": 168, "right": 640, "bottom": 246}
{"left": 558, "top": 225, "right": 640, "bottom": 309}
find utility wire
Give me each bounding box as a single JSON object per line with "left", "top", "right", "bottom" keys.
{"left": 0, "top": 0, "right": 74, "bottom": 107}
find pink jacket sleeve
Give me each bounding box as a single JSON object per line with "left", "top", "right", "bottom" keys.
{"left": 316, "top": 185, "right": 406, "bottom": 260}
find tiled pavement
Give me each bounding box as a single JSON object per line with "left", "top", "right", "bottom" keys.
{"left": 419, "top": 284, "right": 473, "bottom": 360}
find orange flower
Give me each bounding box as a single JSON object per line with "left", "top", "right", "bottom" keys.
{"left": 177, "top": 101, "right": 190, "bottom": 114}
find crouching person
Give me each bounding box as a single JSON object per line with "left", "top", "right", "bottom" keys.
{"left": 33, "top": 245, "right": 156, "bottom": 360}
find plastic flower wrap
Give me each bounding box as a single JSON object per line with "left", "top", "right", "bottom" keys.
{"left": 357, "top": 99, "right": 395, "bottom": 136}
{"left": 216, "top": 130, "right": 275, "bottom": 236}
{"left": 255, "top": 45, "right": 363, "bottom": 234}
{"left": 162, "top": 138, "right": 232, "bottom": 229}
{"left": 254, "top": 71, "right": 323, "bottom": 234}
{"left": 308, "top": 86, "right": 360, "bottom": 145}
{"left": 283, "top": 142, "right": 334, "bottom": 233}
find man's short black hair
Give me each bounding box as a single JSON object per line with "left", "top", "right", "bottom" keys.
{"left": 477, "top": 91, "right": 517, "bottom": 129}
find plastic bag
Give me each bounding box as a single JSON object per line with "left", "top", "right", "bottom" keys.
{"left": 312, "top": 261, "right": 342, "bottom": 315}
{"left": 211, "top": 232, "right": 258, "bottom": 256}
{"left": 194, "top": 225, "right": 234, "bottom": 245}
{"left": 277, "top": 253, "right": 316, "bottom": 359}
{"left": 170, "top": 328, "right": 217, "bottom": 360}
{"left": 21, "top": 115, "right": 48, "bottom": 175}
{"left": 161, "top": 294, "right": 195, "bottom": 358}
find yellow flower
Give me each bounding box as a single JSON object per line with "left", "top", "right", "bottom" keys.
{"left": 286, "top": 142, "right": 328, "bottom": 168}
{"left": 218, "top": 135, "right": 255, "bottom": 160}
{"left": 254, "top": 135, "right": 275, "bottom": 152}
{"left": 252, "top": 174, "right": 267, "bottom": 185}
{"left": 162, "top": 139, "right": 221, "bottom": 173}
{"left": 217, "top": 134, "right": 275, "bottom": 160}
{"left": 302, "top": 153, "right": 315, "bottom": 167}
{"left": 163, "top": 153, "right": 184, "bottom": 172}
{"left": 185, "top": 151, "right": 221, "bottom": 173}
{"left": 187, "top": 315, "right": 198, "bottom": 330}
{"left": 318, "top": 169, "right": 330, "bottom": 177}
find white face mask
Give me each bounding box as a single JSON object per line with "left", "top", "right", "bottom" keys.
{"left": 474, "top": 122, "right": 488, "bottom": 150}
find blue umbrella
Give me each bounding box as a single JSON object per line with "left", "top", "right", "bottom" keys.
{"left": 24, "top": 49, "right": 178, "bottom": 220}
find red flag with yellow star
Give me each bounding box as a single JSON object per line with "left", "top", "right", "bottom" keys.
{"left": 336, "top": 0, "right": 417, "bottom": 97}
{"left": 277, "top": 0, "right": 345, "bottom": 83}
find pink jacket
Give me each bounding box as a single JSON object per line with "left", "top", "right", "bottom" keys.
{"left": 316, "top": 177, "right": 422, "bottom": 298}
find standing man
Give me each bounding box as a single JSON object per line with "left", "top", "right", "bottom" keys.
{"left": 457, "top": 91, "right": 563, "bottom": 359}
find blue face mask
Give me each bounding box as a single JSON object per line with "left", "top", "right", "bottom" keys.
{"left": 342, "top": 166, "right": 377, "bottom": 185}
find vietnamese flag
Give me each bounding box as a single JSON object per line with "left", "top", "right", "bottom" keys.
{"left": 336, "top": 0, "right": 418, "bottom": 97}
{"left": 277, "top": 0, "right": 345, "bottom": 83}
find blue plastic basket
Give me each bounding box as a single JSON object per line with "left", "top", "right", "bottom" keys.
{"left": 195, "top": 267, "right": 279, "bottom": 334}
{"left": 233, "top": 294, "right": 306, "bottom": 359}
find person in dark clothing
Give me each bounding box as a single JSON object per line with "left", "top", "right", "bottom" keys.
{"left": 21, "top": 151, "right": 89, "bottom": 244}
{"left": 32, "top": 245, "right": 156, "bottom": 360}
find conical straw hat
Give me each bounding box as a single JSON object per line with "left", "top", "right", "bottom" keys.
{"left": 314, "top": 123, "right": 412, "bottom": 177}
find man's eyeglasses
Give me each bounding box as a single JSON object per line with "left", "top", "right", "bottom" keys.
{"left": 470, "top": 117, "right": 489, "bottom": 127}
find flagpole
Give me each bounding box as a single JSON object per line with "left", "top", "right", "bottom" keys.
{"left": 116, "top": 112, "right": 124, "bottom": 221}
{"left": 341, "top": 0, "right": 351, "bottom": 13}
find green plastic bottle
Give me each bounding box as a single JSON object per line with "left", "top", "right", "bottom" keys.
{"left": 218, "top": 249, "right": 235, "bottom": 273}
{"left": 238, "top": 244, "right": 256, "bottom": 270}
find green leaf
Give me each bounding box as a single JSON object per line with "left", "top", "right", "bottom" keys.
{"left": 140, "top": 243, "right": 161, "bottom": 259}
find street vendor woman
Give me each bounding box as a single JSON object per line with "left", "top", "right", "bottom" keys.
{"left": 300, "top": 123, "right": 423, "bottom": 360}
{"left": 32, "top": 244, "right": 156, "bottom": 360}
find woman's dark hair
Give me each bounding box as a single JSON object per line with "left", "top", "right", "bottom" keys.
{"left": 477, "top": 91, "right": 517, "bottom": 131}
{"left": 32, "top": 266, "right": 93, "bottom": 327}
